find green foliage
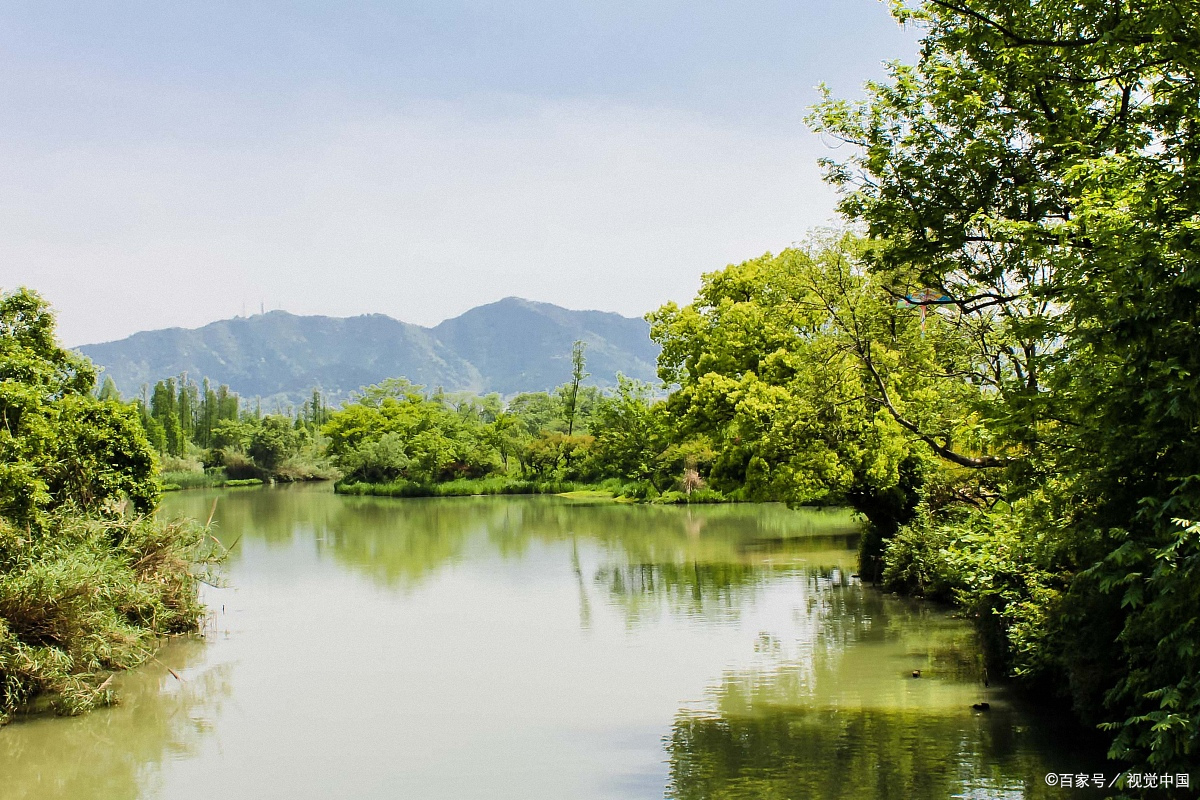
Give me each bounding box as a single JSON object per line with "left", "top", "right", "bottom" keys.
{"left": 160, "top": 470, "right": 225, "bottom": 491}
{"left": 0, "top": 288, "right": 217, "bottom": 720}
{"left": 882, "top": 498, "right": 1068, "bottom": 685}
{"left": 506, "top": 391, "right": 563, "bottom": 435}
{"left": 96, "top": 376, "right": 120, "bottom": 402}
{"left": 247, "top": 416, "right": 299, "bottom": 472}
{"left": 326, "top": 366, "right": 627, "bottom": 491}
{"left": 811, "top": 0, "right": 1200, "bottom": 770}
{"left": 564, "top": 339, "right": 588, "bottom": 436}
{"left": 0, "top": 512, "right": 213, "bottom": 720}
{"left": 222, "top": 478, "right": 264, "bottom": 488}
{"left": 336, "top": 476, "right": 582, "bottom": 498}
{"left": 647, "top": 237, "right": 993, "bottom": 573}
{"left": 587, "top": 376, "right": 668, "bottom": 485}
{"left": 0, "top": 289, "right": 159, "bottom": 527}
{"left": 324, "top": 381, "right": 501, "bottom": 484}
{"left": 144, "top": 375, "right": 241, "bottom": 456}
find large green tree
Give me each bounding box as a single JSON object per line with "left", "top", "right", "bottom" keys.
{"left": 324, "top": 380, "right": 502, "bottom": 484}
{"left": 0, "top": 289, "right": 158, "bottom": 525}
{"left": 649, "top": 236, "right": 992, "bottom": 570}
{"left": 812, "top": 0, "right": 1200, "bottom": 769}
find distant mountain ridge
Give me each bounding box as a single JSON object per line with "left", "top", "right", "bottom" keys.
{"left": 77, "top": 297, "right": 660, "bottom": 403}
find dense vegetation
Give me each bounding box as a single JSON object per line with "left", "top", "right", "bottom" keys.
{"left": 5, "top": 0, "right": 1194, "bottom": 777}
{"left": 105, "top": 375, "right": 337, "bottom": 489}
{"left": 0, "top": 289, "right": 216, "bottom": 721}
{"left": 804, "top": 0, "right": 1200, "bottom": 774}
{"left": 324, "top": 368, "right": 717, "bottom": 503}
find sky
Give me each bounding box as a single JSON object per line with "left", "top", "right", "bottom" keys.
{"left": 0, "top": 1, "right": 919, "bottom": 346}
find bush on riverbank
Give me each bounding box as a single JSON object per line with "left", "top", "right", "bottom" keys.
{"left": 0, "top": 512, "right": 215, "bottom": 720}
{"left": 161, "top": 469, "right": 226, "bottom": 490}
{"left": 223, "top": 478, "right": 263, "bottom": 488}
{"left": 0, "top": 288, "right": 217, "bottom": 721}
{"left": 880, "top": 502, "right": 1067, "bottom": 686}
{"left": 160, "top": 449, "right": 337, "bottom": 492}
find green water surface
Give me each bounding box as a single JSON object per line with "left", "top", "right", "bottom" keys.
{"left": 0, "top": 484, "right": 1107, "bottom": 799}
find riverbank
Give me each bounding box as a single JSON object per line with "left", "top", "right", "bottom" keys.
{"left": 162, "top": 468, "right": 337, "bottom": 492}
{"left": 161, "top": 472, "right": 263, "bottom": 491}
{"left": 334, "top": 476, "right": 731, "bottom": 504}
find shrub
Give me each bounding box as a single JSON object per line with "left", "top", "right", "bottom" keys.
{"left": 247, "top": 416, "right": 298, "bottom": 472}
{"left": 220, "top": 451, "right": 261, "bottom": 480}
{"left": 335, "top": 477, "right": 583, "bottom": 498}
{"left": 273, "top": 454, "right": 339, "bottom": 483}
{"left": 881, "top": 502, "right": 1068, "bottom": 686}
{"left": 0, "top": 511, "right": 218, "bottom": 720}
{"left": 159, "top": 454, "right": 203, "bottom": 475}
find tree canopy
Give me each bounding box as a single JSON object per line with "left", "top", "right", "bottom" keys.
{"left": 811, "top": 0, "right": 1200, "bottom": 770}
{"left": 0, "top": 289, "right": 158, "bottom": 525}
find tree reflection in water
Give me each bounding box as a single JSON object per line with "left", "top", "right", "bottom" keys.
{"left": 665, "top": 583, "right": 1111, "bottom": 800}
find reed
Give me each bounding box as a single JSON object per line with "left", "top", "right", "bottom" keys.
{"left": 0, "top": 512, "right": 221, "bottom": 721}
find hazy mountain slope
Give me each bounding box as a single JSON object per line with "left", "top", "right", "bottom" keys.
{"left": 78, "top": 299, "right": 659, "bottom": 402}
{"left": 80, "top": 312, "right": 480, "bottom": 402}
{"left": 431, "top": 297, "right": 660, "bottom": 395}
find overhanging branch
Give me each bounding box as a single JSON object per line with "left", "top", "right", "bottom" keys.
{"left": 861, "top": 349, "right": 1009, "bottom": 469}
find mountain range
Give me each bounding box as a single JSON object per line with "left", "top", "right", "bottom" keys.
{"left": 76, "top": 298, "right": 660, "bottom": 404}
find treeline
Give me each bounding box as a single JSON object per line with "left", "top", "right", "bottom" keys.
{"left": 99, "top": 376, "right": 336, "bottom": 488}
{"left": 325, "top": 360, "right": 719, "bottom": 503}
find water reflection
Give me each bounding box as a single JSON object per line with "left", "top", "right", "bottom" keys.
{"left": 166, "top": 487, "right": 861, "bottom": 606}
{"left": 0, "top": 637, "right": 232, "bottom": 800}
{"left": 665, "top": 582, "right": 1110, "bottom": 799}
{"left": 0, "top": 484, "right": 1108, "bottom": 800}
{"left": 666, "top": 706, "right": 1107, "bottom": 800}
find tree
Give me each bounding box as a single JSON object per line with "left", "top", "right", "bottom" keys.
{"left": 150, "top": 379, "right": 183, "bottom": 456}
{"left": 323, "top": 381, "right": 502, "bottom": 484}
{"left": 588, "top": 376, "right": 666, "bottom": 486}
{"left": 176, "top": 375, "right": 197, "bottom": 447}
{"left": 565, "top": 340, "right": 589, "bottom": 437}
{"left": 507, "top": 392, "right": 564, "bottom": 436}
{"left": 0, "top": 289, "right": 159, "bottom": 525}
{"left": 96, "top": 376, "right": 121, "bottom": 402}
{"left": 248, "top": 415, "right": 299, "bottom": 472}
{"left": 649, "top": 236, "right": 987, "bottom": 567}
{"left": 811, "top": 0, "right": 1200, "bottom": 769}
{"left": 489, "top": 412, "right": 528, "bottom": 473}
{"left": 0, "top": 288, "right": 209, "bottom": 720}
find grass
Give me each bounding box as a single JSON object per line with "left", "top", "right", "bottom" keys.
{"left": 159, "top": 471, "right": 262, "bottom": 491}
{"left": 160, "top": 469, "right": 225, "bottom": 491}
{"left": 162, "top": 449, "right": 339, "bottom": 492}
{"left": 336, "top": 476, "right": 586, "bottom": 497}
{"left": 0, "top": 512, "right": 221, "bottom": 721}
{"left": 336, "top": 476, "right": 733, "bottom": 504}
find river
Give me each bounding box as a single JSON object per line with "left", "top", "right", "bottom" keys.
{"left": 0, "top": 483, "right": 1107, "bottom": 799}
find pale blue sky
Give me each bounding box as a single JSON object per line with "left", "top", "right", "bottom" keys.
{"left": 0, "top": 1, "right": 918, "bottom": 345}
